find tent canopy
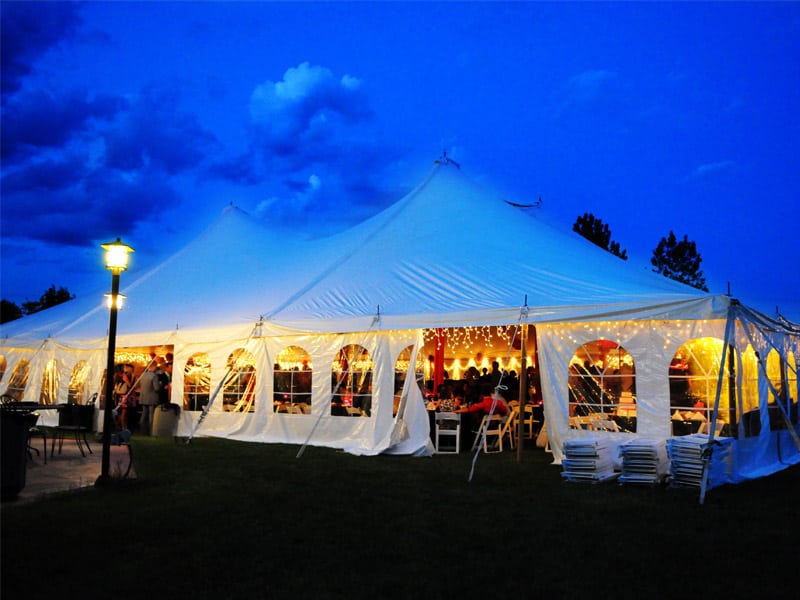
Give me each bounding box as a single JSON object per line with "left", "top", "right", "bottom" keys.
{"left": 0, "top": 159, "right": 729, "bottom": 349}
{"left": 10, "top": 159, "right": 790, "bottom": 468}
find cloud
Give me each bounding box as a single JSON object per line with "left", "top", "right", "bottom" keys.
{"left": 2, "top": 164, "right": 181, "bottom": 247}
{"left": 255, "top": 173, "right": 321, "bottom": 223}
{"left": 0, "top": 1, "right": 83, "bottom": 101}
{"left": 103, "top": 85, "right": 221, "bottom": 174}
{"left": 1, "top": 88, "right": 124, "bottom": 164}
{"left": 248, "top": 62, "right": 371, "bottom": 158}
{"left": 1, "top": 83, "right": 219, "bottom": 250}
{"left": 553, "top": 69, "right": 621, "bottom": 120}
{"left": 208, "top": 62, "right": 403, "bottom": 230}
{"left": 569, "top": 69, "right": 618, "bottom": 92}
{"left": 1, "top": 44, "right": 404, "bottom": 293}
{"left": 687, "top": 160, "right": 735, "bottom": 180}
{"left": 1, "top": 153, "right": 89, "bottom": 194}
{"left": 564, "top": 69, "right": 619, "bottom": 103}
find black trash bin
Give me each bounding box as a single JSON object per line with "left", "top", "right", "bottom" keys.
{"left": 1, "top": 410, "right": 30, "bottom": 501}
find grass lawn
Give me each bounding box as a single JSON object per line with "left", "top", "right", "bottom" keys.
{"left": 3, "top": 436, "right": 799, "bottom": 599}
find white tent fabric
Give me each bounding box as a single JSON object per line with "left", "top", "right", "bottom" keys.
{"left": 2, "top": 159, "right": 798, "bottom": 481}
{"left": 266, "top": 161, "right": 721, "bottom": 331}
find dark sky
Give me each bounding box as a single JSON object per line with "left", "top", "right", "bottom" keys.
{"left": 2, "top": 1, "right": 798, "bottom": 320}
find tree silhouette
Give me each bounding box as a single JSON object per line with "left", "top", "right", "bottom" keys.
{"left": 18, "top": 285, "right": 76, "bottom": 316}
{"left": 0, "top": 299, "right": 23, "bottom": 324}
{"left": 572, "top": 213, "right": 628, "bottom": 260}
{"left": 651, "top": 231, "right": 708, "bottom": 291}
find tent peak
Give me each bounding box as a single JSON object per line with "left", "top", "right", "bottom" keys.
{"left": 434, "top": 151, "right": 460, "bottom": 169}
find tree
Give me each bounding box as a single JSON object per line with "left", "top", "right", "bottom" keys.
{"left": 573, "top": 212, "right": 628, "bottom": 260}
{"left": 20, "top": 285, "right": 76, "bottom": 316}
{"left": 651, "top": 231, "right": 708, "bottom": 292}
{"left": 0, "top": 299, "right": 23, "bottom": 324}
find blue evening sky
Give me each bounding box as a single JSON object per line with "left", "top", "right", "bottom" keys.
{"left": 1, "top": 1, "right": 798, "bottom": 320}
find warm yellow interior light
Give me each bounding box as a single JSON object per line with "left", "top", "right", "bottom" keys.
{"left": 101, "top": 237, "right": 134, "bottom": 271}
{"left": 105, "top": 293, "right": 126, "bottom": 310}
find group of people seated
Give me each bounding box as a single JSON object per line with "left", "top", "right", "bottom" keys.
{"left": 429, "top": 382, "right": 510, "bottom": 416}
{"left": 427, "top": 361, "right": 541, "bottom": 410}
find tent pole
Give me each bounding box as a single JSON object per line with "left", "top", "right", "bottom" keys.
{"left": 434, "top": 328, "right": 446, "bottom": 394}
{"left": 701, "top": 307, "right": 736, "bottom": 504}
{"left": 727, "top": 340, "right": 737, "bottom": 434}
{"left": 517, "top": 324, "right": 528, "bottom": 462}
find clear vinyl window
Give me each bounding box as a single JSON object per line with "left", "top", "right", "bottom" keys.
{"left": 273, "top": 346, "right": 312, "bottom": 414}
{"left": 331, "top": 344, "right": 373, "bottom": 417}
{"left": 223, "top": 348, "right": 256, "bottom": 413}
{"left": 568, "top": 340, "right": 637, "bottom": 433}
{"left": 184, "top": 353, "right": 210, "bottom": 412}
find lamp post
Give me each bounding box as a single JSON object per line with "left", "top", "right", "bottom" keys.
{"left": 97, "top": 237, "right": 134, "bottom": 485}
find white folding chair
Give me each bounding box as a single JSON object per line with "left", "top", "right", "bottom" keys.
{"left": 500, "top": 406, "right": 519, "bottom": 450}
{"left": 434, "top": 412, "right": 461, "bottom": 454}
{"left": 522, "top": 404, "right": 538, "bottom": 439}
{"left": 471, "top": 413, "right": 507, "bottom": 453}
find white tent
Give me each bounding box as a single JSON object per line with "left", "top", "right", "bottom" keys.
{"left": 2, "top": 159, "right": 799, "bottom": 484}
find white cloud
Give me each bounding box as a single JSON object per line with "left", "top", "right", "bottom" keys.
{"left": 553, "top": 69, "right": 619, "bottom": 119}
{"left": 688, "top": 160, "right": 735, "bottom": 180}
{"left": 568, "top": 69, "right": 618, "bottom": 91}
{"left": 254, "top": 174, "right": 322, "bottom": 221}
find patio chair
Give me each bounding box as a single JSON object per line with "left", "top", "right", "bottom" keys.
{"left": 51, "top": 399, "right": 96, "bottom": 457}
{"left": 25, "top": 411, "right": 48, "bottom": 464}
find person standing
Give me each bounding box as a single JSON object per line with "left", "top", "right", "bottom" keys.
{"left": 113, "top": 365, "right": 134, "bottom": 431}
{"left": 157, "top": 359, "right": 172, "bottom": 407}
{"left": 138, "top": 361, "right": 161, "bottom": 434}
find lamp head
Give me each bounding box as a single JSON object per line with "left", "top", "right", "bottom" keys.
{"left": 101, "top": 238, "right": 134, "bottom": 272}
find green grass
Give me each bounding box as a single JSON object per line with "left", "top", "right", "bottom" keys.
{"left": 3, "top": 437, "right": 800, "bottom": 599}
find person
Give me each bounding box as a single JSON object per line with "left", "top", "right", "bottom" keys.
{"left": 490, "top": 361, "right": 503, "bottom": 390}
{"left": 330, "top": 395, "right": 349, "bottom": 416}
{"left": 138, "top": 360, "right": 161, "bottom": 434}
{"left": 457, "top": 383, "right": 509, "bottom": 416}
{"left": 157, "top": 359, "right": 172, "bottom": 407}
{"left": 455, "top": 383, "right": 508, "bottom": 450}
{"left": 113, "top": 365, "right": 134, "bottom": 431}
{"left": 503, "top": 370, "right": 519, "bottom": 402}
{"left": 438, "top": 388, "right": 463, "bottom": 413}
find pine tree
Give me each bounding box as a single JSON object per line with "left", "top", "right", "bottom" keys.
{"left": 651, "top": 231, "right": 708, "bottom": 292}
{"left": 0, "top": 299, "right": 23, "bottom": 324}
{"left": 21, "top": 285, "right": 75, "bottom": 316}
{"left": 572, "top": 212, "right": 628, "bottom": 260}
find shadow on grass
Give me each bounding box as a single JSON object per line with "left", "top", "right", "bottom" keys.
{"left": 3, "top": 436, "right": 800, "bottom": 599}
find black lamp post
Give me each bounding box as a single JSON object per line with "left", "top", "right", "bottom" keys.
{"left": 96, "top": 237, "right": 133, "bottom": 485}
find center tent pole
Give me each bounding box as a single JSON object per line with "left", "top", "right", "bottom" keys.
{"left": 434, "top": 328, "right": 446, "bottom": 394}
{"left": 517, "top": 323, "right": 528, "bottom": 462}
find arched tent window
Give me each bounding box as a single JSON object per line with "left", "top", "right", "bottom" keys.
{"left": 273, "top": 346, "right": 312, "bottom": 414}
{"left": 223, "top": 349, "right": 256, "bottom": 413}
{"left": 393, "top": 345, "right": 424, "bottom": 416}
{"left": 68, "top": 360, "right": 90, "bottom": 404}
{"left": 5, "top": 358, "right": 30, "bottom": 402}
{"left": 568, "top": 340, "right": 636, "bottom": 433}
{"left": 39, "top": 359, "right": 59, "bottom": 405}
{"left": 739, "top": 345, "right": 760, "bottom": 437}
{"left": 331, "top": 344, "right": 373, "bottom": 417}
{"left": 766, "top": 349, "right": 788, "bottom": 430}
{"left": 0, "top": 355, "right": 6, "bottom": 383}
{"left": 788, "top": 351, "right": 798, "bottom": 424}
{"left": 668, "top": 337, "right": 732, "bottom": 437}
{"left": 184, "top": 353, "right": 210, "bottom": 412}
